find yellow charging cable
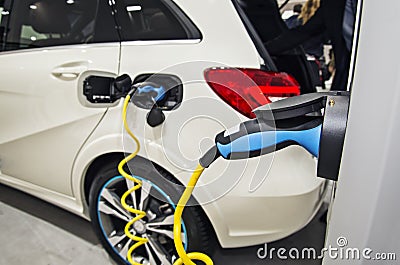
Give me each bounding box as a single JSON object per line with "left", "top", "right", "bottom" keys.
{"left": 172, "top": 164, "right": 214, "bottom": 265}
{"left": 118, "top": 94, "right": 148, "bottom": 265}
{"left": 119, "top": 93, "right": 213, "bottom": 265}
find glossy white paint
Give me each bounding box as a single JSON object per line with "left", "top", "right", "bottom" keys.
{"left": 0, "top": 44, "right": 119, "bottom": 196}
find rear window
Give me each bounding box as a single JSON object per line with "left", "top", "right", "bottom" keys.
{"left": 113, "top": 0, "right": 201, "bottom": 41}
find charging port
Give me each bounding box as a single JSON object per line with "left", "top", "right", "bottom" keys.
{"left": 133, "top": 74, "right": 183, "bottom": 110}
{"left": 82, "top": 73, "right": 183, "bottom": 112}
{"left": 83, "top": 74, "right": 132, "bottom": 103}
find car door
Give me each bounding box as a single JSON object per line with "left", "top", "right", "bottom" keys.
{"left": 113, "top": 0, "right": 204, "bottom": 166}
{"left": 0, "top": 0, "right": 121, "bottom": 196}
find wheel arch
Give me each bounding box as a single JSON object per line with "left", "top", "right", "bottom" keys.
{"left": 81, "top": 152, "right": 217, "bottom": 244}
{"left": 83, "top": 152, "right": 124, "bottom": 207}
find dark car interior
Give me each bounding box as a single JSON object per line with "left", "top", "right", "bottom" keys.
{"left": 112, "top": 0, "right": 202, "bottom": 41}
{"left": 235, "top": 0, "right": 317, "bottom": 94}
{"left": 0, "top": 0, "right": 120, "bottom": 51}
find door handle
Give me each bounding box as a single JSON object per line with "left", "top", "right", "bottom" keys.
{"left": 52, "top": 62, "right": 88, "bottom": 79}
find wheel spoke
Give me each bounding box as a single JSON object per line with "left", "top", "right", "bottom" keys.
{"left": 108, "top": 230, "right": 128, "bottom": 247}
{"left": 99, "top": 201, "right": 130, "bottom": 222}
{"left": 147, "top": 215, "right": 174, "bottom": 226}
{"left": 144, "top": 239, "right": 158, "bottom": 265}
{"left": 101, "top": 188, "right": 131, "bottom": 220}
{"left": 146, "top": 227, "right": 186, "bottom": 244}
{"left": 120, "top": 238, "right": 133, "bottom": 258}
{"left": 146, "top": 235, "right": 172, "bottom": 265}
{"left": 146, "top": 226, "right": 173, "bottom": 239}
{"left": 125, "top": 178, "right": 138, "bottom": 209}
{"left": 139, "top": 180, "right": 151, "bottom": 211}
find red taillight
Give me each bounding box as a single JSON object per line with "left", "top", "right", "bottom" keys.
{"left": 204, "top": 68, "right": 300, "bottom": 118}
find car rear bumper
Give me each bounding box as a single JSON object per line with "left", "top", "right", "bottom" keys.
{"left": 185, "top": 146, "right": 327, "bottom": 248}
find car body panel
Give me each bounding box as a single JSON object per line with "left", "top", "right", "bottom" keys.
{"left": 0, "top": 44, "right": 120, "bottom": 196}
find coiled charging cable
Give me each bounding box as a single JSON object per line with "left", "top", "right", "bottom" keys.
{"left": 119, "top": 93, "right": 213, "bottom": 265}
{"left": 118, "top": 92, "right": 148, "bottom": 265}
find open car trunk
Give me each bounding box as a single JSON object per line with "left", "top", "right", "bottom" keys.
{"left": 232, "top": 0, "right": 317, "bottom": 94}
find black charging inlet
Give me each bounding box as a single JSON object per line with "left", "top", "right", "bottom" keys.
{"left": 132, "top": 74, "right": 183, "bottom": 111}
{"left": 83, "top": 74, "right": 132, "bottom": 103}
{"left": 131, "top": 73, "right": 183, "bottom": 127}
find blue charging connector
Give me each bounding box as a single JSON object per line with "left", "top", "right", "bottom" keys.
{"left": 137, "top": 85, "right": 165, "bottom": 102}
{"left": 217, "top": 124, "right": 321, "bottom": 159}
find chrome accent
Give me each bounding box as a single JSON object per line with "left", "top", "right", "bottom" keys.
{"left": 121, "top": 39, "right": 201, "bottom": 46}
{"left": 0, "top": 42, "right": 120, "bottom": 56}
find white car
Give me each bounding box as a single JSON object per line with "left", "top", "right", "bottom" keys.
{"left": 0, "top": 0, "right": 326, "bottom": 264}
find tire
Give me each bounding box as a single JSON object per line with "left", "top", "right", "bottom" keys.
{"left": 88, "top": 156, "right": 212, "bottom": 265}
